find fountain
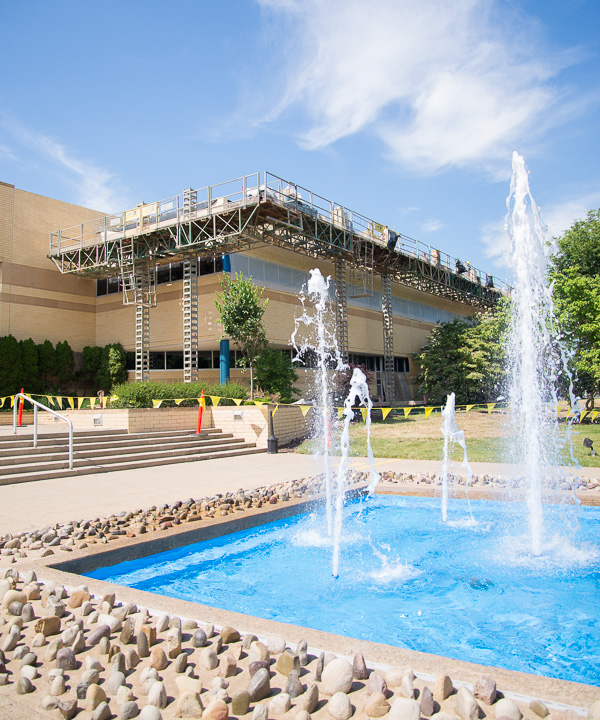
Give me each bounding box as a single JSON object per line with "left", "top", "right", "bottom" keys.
{"left": 440, "top": 392, "right": 473, "bottom": 523}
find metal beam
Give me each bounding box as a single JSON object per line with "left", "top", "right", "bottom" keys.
{"left": 182, "top": 257, "right": 199, "bottom": 383}
{"left": 381, "top": 273, "right": 394, "bottom": 405}
{"left": 334, "top": 256, "right": 349, "bottom": 364}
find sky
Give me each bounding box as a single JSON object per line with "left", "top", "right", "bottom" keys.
{"left": 1, "top": 0, "right": 599, "bottom": 283}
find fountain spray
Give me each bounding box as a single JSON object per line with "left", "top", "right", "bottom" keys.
{"left": 440, "top": 393, "right": 473, "bottom": 522}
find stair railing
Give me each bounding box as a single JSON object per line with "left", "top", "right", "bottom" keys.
{"left": 12, "top": 394, "right": 74, "bottom": 469}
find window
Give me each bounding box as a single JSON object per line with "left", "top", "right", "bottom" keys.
{"left": 97, "top": 278, "right": 108, "bottom": 296}
{"left": 394, "top": 357, "right": 409, "bottom": 372}
{"left": 166, "top": 352, "right": 184, "bottom": 369}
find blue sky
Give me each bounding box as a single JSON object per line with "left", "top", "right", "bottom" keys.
{"left": 1, "top": 0, "right": 599, "bottom": 282}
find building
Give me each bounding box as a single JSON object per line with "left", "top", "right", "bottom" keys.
{"left": 0, "top": 173, "right": 507, "bottom": 401}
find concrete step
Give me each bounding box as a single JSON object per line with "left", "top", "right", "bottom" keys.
{"left": 0, "top": 446, "right": 265, "bottom": 486}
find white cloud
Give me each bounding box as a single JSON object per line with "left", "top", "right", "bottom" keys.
{"left": 421, "top": 218, "right": 444, "bottom": 233}
{"left": 0, "top": 144, "right": 16, "bottom": 161}
{"left": 255, "top": 0, "right": 578, "bottom": 174}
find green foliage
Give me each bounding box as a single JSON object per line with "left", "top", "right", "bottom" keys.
{"left": 19, "top": 338, "right": 40, "bottom": 393}
{"left": 37, "top": 340, "right": 55, "bottom": 385}
{"left": 415, "top": 302, "right": 509, "bottom": 404}
{"left": 53, "top": 340, "right": 75, "bottom": 384}
{"left": 81, "top": 345, "right": 103, "bottom": 382}
{"left": 215, "top": 272, "right": 268, "bottom": 398}
{"left": 254, "top": 347, "right": 299, "bottom": 403}
{"left": 551, "top": 209, "right": 600, "bottom": 405}
{"left": 110, "top": 381, "right": 248, "bottom": 408}
{"left": 81, "top": 343, "right": 128, "bottom": 391}
{"left": 0, "top": 335, "right": 23, "bottom": 396}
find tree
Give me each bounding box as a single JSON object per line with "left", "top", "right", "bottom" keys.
{"left": 550, "top": 210, "right": 600, "bottom": 407}
{"left": 254, "top": 347, "right": 299, "bottom": 403}
{"left": 19, "top": 338, "right": 40, "bottom": 392}
{"left": 415, "top": 303, "right": 508, "bottom": 405}
{"left": 37, "top": 340, "right": 55, "bottom": 387}
{"left": 0, "top": 335, "right": 23, "bottom": 397}
{"left": 53, "top": 340, "right": 75, "bottom": 385}
{"left": 82, "top": 345, "right": 103, "bottom": 384}
{"left": 97, "top": 343, "right": 128, "bottom": 390}
{"left": 214, "top": 272, "right": 268, "bottom": 399}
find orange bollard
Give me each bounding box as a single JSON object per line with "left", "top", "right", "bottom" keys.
{"left": 196, "top": 389, "right": 205, "bottom": 435}
{"left": 18, "top": 387, "right": 24, "bottom": 427}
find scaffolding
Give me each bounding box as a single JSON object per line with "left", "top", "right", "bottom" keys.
{"left": 182, "top": 257, "right": 199, "bottom": 383}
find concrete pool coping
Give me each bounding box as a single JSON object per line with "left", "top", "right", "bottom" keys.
{"left": 15, "top": 483, "right": 599, "bottom": 711}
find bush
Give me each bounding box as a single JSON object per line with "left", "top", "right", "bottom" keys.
{"left": 110, "top": 381, "right": 248, "bottom": 408}
{"left": 0, "top": 335, "right": 23, "bottom": 396}
{"left": 53, "top": 340, "right": 75, "bottom": 384}
{"left": 254, "top": 347, "right": 299, "bottom": 403}
{"left": 20, "top": 338, "right": 41, "bottom": 393}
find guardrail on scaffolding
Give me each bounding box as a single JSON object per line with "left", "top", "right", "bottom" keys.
{"left": 49, "top": 171, "right": 510, "bottom": 296}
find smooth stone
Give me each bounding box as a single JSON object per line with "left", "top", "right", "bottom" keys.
{"left": 89, "top": 625, "right": 112, "bottom": 646}
{"left": 0, "top": 672, "right": 8, "bottom": 686}
{"left": 401, "top": 674, "right": 414, "bottom": 699}
{"left": 8, "top": 601, "right": 24, "bottom": 616}
{"left": 17, "top": 676, "right": 35, "bottom": 694}
{"left": 456, "top": 687, "right": 479, "bottom": 720}
{"left": 213, "top": 636, "right": 223, "bottom": 654}
{"left": 296, "top": 684, "right": 319, "bottom": 714}
{"left": 32, "top": 632, "right": 46, "bottom": 648}
{"left": 321, "top": 658, "right": 354, "bottom": 695}
{"left": 150, "top": 646, "right": 169, "bottom": 671}
{"left": 277, "top": 649, "right": 300, "bottom": 676}
{"left": 388, "top": 698, "right": 420, "bottom": 720}
{"left": 22, "top": 603, "right": 35, "bottom": 622}
{"left": 82, "top": 669, "right": 101, "bottom": 686}
{"left": 212, "top": 677, "right": 229, "bottom": 690}
{"left": 86, "top": 656, "right": 104, "bottom": 672}
{"left": 530, "top": 700, "right": 549, "bottom": 718}
{"left": 315, "top": 653, "right": 324, "bottom": 682}
{"left": 474, "top": 674, "right": 497, "bottom": 705}
{"left": 353, "top": 652, "right": 368, "bottom": 681}
{"left": 57, "top": 699, "right": 79, "bottom": 719}
{"left": 219, "top": 654, "right": 237, "bottom": 677}
{"left": 250, "top": 660, "right": 270, "bottom": 677}
{"left": 143, "top": 678, "right": 158, "bottom": 697}
{"left": 45, "top": 638, "right": 63, "bottom": 662}
{"left": 93, "top": 702, "right": 112, "bottom": 720}
{"left": 247, "top": 667, "right": 271, "bottom": 702}
{"left": 420, "top": 686, "right": 435, "bottom": 717}
{"left": 112, "top": 651, "right": 127, "bottom": 674}
{"left": 243, "top": 634, "right": 258, "bottom": 649}
{"left": 2, "top": 632, "right": 18, "bottom": 652}
{"left": 495, "top": 698, "right": 522, "bottom": 720}
{"left": 120, "top": 701, "right": 140, "bottom": 719}
{"left": 99, "top": 613, "right": 122, "bottom": 632}
{"left": 148, "top": 680, "right": 168, "bottom": 709}
{"left": 120, "top": 618, "right": 134, "bottom": 644}
{"left": 175, "top": 676, "right": 203, "bottom": 695}
{"left": 203, "top": 699, "right": 229, "bottom": 720}
{"left": 167, "top": 627, "right": 182, "bottom": 658}
{"left": 47, "top": 597, "right": 66, "bottom": 617}
{"left": 209, "top": 688, "right": 229, "bottom": 703}
{"left": 328, "top": 692, "right": 353, "bottom": 720}
{"left": 86, "top": 684, "right": 108, "bottom": 711}
{"left": 270, "top": 693, "right": 292, "bottom": 714}
{"left": 433, "top": 674, "right": 453, "bottom": 702}
{"left": 252, "top": 705, "right": 268, "bottom": 720}
{"left": 21, "top": 664, "right": 38, "bottom": 681}
{"left": 107, "top": 671, "right": 126, "bottom": 695}
{"left": 139, "top": 706, "right": 163, "bottom": 720}
{"left": 42, "top": 695, "right": 59, "bottom": 710}
{"left": 232, "top": 691, "right": 251, "bottom": 716}
{"left": 137, "top": 630, "right": 150, "bottom": 658}
{"left": 72, "top": 630, "right": 86, "bottom": 654}
{"left": 117, "top": 685, "right": 135, "bottom": 704}
{"left": 193, "top": 628, "right": 208, "bottom": 648}
{"left": 200, "top": 647, "right": 219, "bottom": 670}
{"left": 141, "top": 666, "right": 159, "bottom": 684}
{"left": 364, "top": 692, "right": 390, "bottom": 717}
{"left": 285, "top": 670, "right": 303, "bottom": 698}
{"left": 265, "top": 636, "right": 286, "bottom": 654}
{"left": 141, "top": 625, "right": 157, "bottom": 647}
{"left": 296, "top": 713, "right": 311, "bottom": 720}
{"left": 174, "top": 652, "right": 188, "bottom": 673}
{"left": 176, "top": 691, "right": 204, "bottom": 718}
{"left": 68, "top": 590, "right": 91, "bottom": 608}
{"left": 124, "top": 647, "right": 140, "bottom": 670}
{"left": 249, "top": 641, "right": 270, "bottom": 663}
{"left": 296, "top": 639, "right": 308, "bottom": 667}
{"left": 3, "top": 589, "right": 26, "bottom": 608}
{"left": 56, "top": 647, "right": 77, "bottom": 670}
{"left": 52, "top": 675, "right": 67, "bottom": 696}
{"left": 156, "top": 614, "right": 169, "bottom": 632}
{"left": 20, "top": 650, "right": 37, "bottom": 667}
{"left": 221, "top": 626, "right": 241, "bottom": 644}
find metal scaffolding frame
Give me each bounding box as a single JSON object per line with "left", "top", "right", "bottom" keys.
{"left": 381, "top": 274, "right": 394, "bottom": 404}
{"left": 182, "top": 257, "right": 199, "bottom": 383}
{"left": 334, "top": 256, "right": 349, "bottom": 364}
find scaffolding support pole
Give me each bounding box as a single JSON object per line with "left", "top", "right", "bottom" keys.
{"left": 182, "top": 257, "right": 199, "bottom": 383}
{"left": 381, "top": 273, "right": 395, "bottom": 404}
{"left": 334, "top": 255, "right": 349, "bottom": 364}
{"left": 134, "top": 261, "right": 155, "bottom": 382}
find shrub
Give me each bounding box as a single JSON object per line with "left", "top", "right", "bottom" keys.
{"left": 110, "top": 381, "right": 248, "bottom": 408}
{"left": 254, "top": 347, "right": 299, "bottom": 403}
{"left": 0, "top": 335, "right": 23, "bottom": 396}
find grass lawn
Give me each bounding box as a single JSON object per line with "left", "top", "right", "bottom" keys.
{"left": 295, "top": 411, "right": 600, "bottom": 468}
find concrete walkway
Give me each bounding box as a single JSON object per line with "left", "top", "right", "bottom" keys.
{"left": 1, "top": 451, "right": 598, "bottom": 536}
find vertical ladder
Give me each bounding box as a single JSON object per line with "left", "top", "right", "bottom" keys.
{"left": 381, "top": 273, "right": 395, "bottom": 404}
{"left": 183, "top": 188, "right": 197, "bottom": 215}
{"left": 334, "top": 256, "right": 349, "bottom": 364}
{"left": 133, "top": 262, "right": 156, "bottom": 382}
{"left": 182, "top": 257, "right": 199, "bottom": 383}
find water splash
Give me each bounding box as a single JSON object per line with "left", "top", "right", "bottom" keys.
{"left": 291, "top": 268, "right": 346, "bottom": 536}
{"left": 440, "top": 393, "right": 474, "bottom": 522}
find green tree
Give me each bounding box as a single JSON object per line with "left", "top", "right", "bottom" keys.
{"left": 550, "top": 210, "right": 600, "bottom": 407}
{"left": 19, "top": 338, "right": 40, "bottom": 392}
{"left": 97, "top": 343, "right": 128, "bottom": 390}
{"left": 81, "top": 345, "right": 103, "bottom": 384}
{"left": 215, "top": 272, "right": 268, "bottom": 399}
{"left": 53, "top": 340, "right": 75, "bottom": 385}
{"left": 254, "top": 347, "right": 298, "bottom": 403}
{"left": 0, "top": 335, "right": 23, "bottom": 397}
{"left": 37, "top": 340, "right": 55, "bottom": 387}
{"left": 415, "top": 303, "right": 508, "bottom": 404}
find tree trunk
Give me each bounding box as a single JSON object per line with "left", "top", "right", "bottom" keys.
{"left": 250, "top": 366, "right": 254, "bottom": 400}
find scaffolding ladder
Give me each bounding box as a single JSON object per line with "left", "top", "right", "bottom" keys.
{"left": 381, "top": 274, "right": 394, "bottom": 404}
{"left": 334, "top": 256, "right": 349, "bottom": 364}
{"left": 182, "top": 257, "right": 199, "bottom": 383}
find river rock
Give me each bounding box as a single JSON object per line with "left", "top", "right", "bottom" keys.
{"left": 248, "top": 667, "right": 271, "bottom": 701}
{"left": 57, "top": 699, "right": 78, "bottom": 719}
{"left": 494, "top": 698, "right": 522, "bottom": 720}
{"left": 297, "top": 639, "right": 308, "bottom": 666}
{"left": 249, "top": 641, "right": 270, "bottom": 663}
{"left": 22, "top": 603, "right": 35, "bottom": 622}
{"left": 174, "top": 652, "right": 188, "bottom": 673}
{"left": 156, "top": 614, "right": 169, "bottom": 632}
{"left": 364, "top": 692, "right": 390, "bottom": 717}
{"left": 148, "top": 680, "right": 168, "bottom": 709}
{"left": 99, "top": 613, "right": 122, "bottom": 633}
{"left": 68, "top": 590, "right": 91, "bottom": 608}
{"left": 250, "top": 660, "right": 270, "bottom": 676}
{"left": 56, "top": 647, "right": 77, "bottom": 671}
{"left": 17, "top": 676, "right": 34, "bottom": 694}
{"left": 120, "top": 701, "right": 140, "bottom": 719}
{"left": 420, "top": 686, "right": 434, "bottom": 717}
{"left": 366, "top": 672, "right": 387, "bottom": 696}
{"left": 137, "top": 630, "right": 150, "bottom": 658}
{"left": 204, "top": 699, "right": 229, "bottom": 720}
{"left": 150, "top": 646, "right": 169, "bottom": 671}
{"left": 277, "top": 649, "right": 300, "bottom": 676}
{"left": 388, "top": 698, "right": 420, "bottom": 720}
{"left": 433, "top": 674, "right": 453, "bottom": 701}
{"left": 167, "top": 627, "right": 182, "bottom": 658}
{"left": 141, "top": 625, "right": 157, "bottom": 647}
{"left": 352, "top": 652, "right": 368, "bottom": 680}
{"left": 20, "top": 650, "right": 37, "bottom": 667}
{"left": 139, "top": 705, "right": 163, "bottom": 720}
{"left": 200, "top": 647, "right": 219, "bottom": 670}
{"left": 193, "top": 628, "right": 207, "bottom": 648}
{"left": 52, "top": 674, "right": 67, "bottom": 696}
{"left": 529, "top": 700, "right": 549, "bottom": 718}
{"left": 120, "top": 617, "right": 134, "bottom": 644}
{"left": 270, "top": 692, "right": 292, "bottom": 714}
{"left": 221, "top": 626, "right": 241, "bottom": 644}
{"left": 322, "top": 658, "right": 354, "bottom": 695}
{"left": 2, "top": 631, "right": 18, "bottom": 652}
{"left": 21, "top": 664, "right": 38, "bottom": 681}
{"left": 296, "top": 684, "right": 319, "bottom": 713}
{"left": 111, "top": 651, "right": 127, "bottom": 674}
{"left": 3, "top": 589, "right": 26, "bottom": 608}
{"left": 117, "top": 685, "right": 135, "bottom": 704}
{"left": 401, "top": 674, "right": 414, "bottom": 699}
{"left": 232, "top": 691, "right": 251, "bottom": 715}
{"left": 176, "top": 675, "right": 203, "bottom": 695}
{"left": 285, "top": 670, "right": 303, "bottom": 698}
{"left": 266, "top": 636, "right": 287, "bottom": 654}
{"left": 455, "top": 686, "right": 479, "bottom": 720}
{"left": 86, "top": 684, "right": 107, "bottom": 711}
{"left": 329, "top": 692, "right": 353, "bottom": 720}
{"left": 89, "top": 625, "right": 112, "bottom": 646}
{"left": 176, "top": 691, "right": 204, "bottom": 718}
{"left": 296, "top": 712, "right": 311, "bottom": 720}
{"left": 219, "top": 654, "right": 237, "bottom": 677}
{"left": 474, "top": 674, "right": 496, "bottom": 705}
{"left": 124, "top": 647, "right": 140, "bottom": 670}
{"left": 253, "top": 704, "right": 268, "bottom": 720}
{"left": 107, "top": 670, "right": 126, "bottom": 695}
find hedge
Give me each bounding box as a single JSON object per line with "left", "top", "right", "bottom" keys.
{"left": 109, "top": 381, "right": 248, "bottom": 408}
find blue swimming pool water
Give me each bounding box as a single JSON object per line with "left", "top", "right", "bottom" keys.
{"left": 86, "top": 496, "right": 600, "bottom": 686}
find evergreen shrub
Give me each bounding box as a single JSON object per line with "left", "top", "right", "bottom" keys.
{"left": 110, "top": 381, "right": 248, "bottom": 408}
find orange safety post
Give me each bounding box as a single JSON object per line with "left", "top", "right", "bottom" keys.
{"left": 196, "top": 389, "right": 205, "bottom": 435}
{"left": 18, "top": 387, "right": 24, "bottom": 427}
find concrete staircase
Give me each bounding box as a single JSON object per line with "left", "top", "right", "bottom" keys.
{"left": 0, "top": 428, "right": 265, "bottom": 485}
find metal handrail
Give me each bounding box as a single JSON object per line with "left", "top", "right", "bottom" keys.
{"left": 12, "top": 394, "right": 74, "bottom": 469}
